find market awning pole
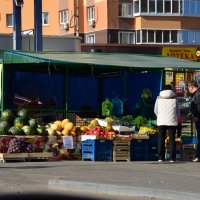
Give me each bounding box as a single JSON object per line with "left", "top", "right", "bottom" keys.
{"left": 34, "top": 0, "right": 43, "bottom": 51}
{"left": 13, "top": 0, "right": 22, "bottom": 50}
{"left": 1, "top": 63, "right": 5, "bottom": 112}
{"left": 65, "top": 67, "right": 69, "bottom": 118}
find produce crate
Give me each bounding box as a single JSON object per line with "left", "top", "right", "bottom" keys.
{"left": 147, "top": 142, "right": 158, "bottom": 161}
{"left": 0, "top": 153, "right": 28, "bottom": 163}
{"left": 181, "top": 136, "right": 196, "bottom": 144}
{"left": 181, "top": 144, "right": 196, "bottom": 161}
{"left": 82, "top": 139, "right": 112, "bottom": 161}
{"left": 113, "top": 140, "right": 130, "bottom": 162}
{"left": 130, "top": 139, "right": 148, "bottom": 161}
{"left": 165, "top": 148, "right": 182, "bottom": 161}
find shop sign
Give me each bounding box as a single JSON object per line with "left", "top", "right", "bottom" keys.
{"left": 162, "top": 47, "right": 197, "bottom": 61}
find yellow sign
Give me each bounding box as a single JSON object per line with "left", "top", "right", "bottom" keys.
{"left": 162, "top": 47, "right": 197, "bottom": 61}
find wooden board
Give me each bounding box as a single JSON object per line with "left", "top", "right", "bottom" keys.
{"left": 0, "top": 153, "right": 28, "bottom": 163}
{"left": 28, "top": 152, "right": 53, "bottom": 161}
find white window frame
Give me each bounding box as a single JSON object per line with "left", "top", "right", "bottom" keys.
{"left": 42, "top": 12, "right": 49, "bottom": 26}
{"left": 136, "top": 29, "right": 178, "bottom": 44}
{"left": 59, "top": 10, "right": 69, "bottom": 24}
{"left": 133, "top": 0, "right": 183, "bottom": 15}
{"left": 86, "top": 34, "right": 95, "bottom": 44}
{"left": 118, "top": 32, "right": 135, "bottom": 44}
{"left": 6, "top": 14, "right": 13, "bottom": 27}
{"left": 87, "top": 6, "right": 95, "bottom": 21}
{"left": 119, "top": 3, "right": 133, "bottom": 17}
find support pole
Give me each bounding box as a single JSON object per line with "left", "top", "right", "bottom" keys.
{"left": 13, "top": 0, "right": 22, "bottom": 50}
{"left": 34, "top": 0, "right": 43, "bottom": 51}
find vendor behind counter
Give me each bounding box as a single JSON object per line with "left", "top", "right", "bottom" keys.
{"left": 135, "top": 88, "right": 156, "bottom": 120}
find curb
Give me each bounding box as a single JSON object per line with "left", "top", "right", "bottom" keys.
{"left": 48, "top": 179, "right": 200, "bottom": 200}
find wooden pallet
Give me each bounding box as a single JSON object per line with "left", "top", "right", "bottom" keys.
{"left": 113, "top": 140, "right": 130, "bottom": 162}
{"left": 0, "top": 153, "right": 28, "bottom": 163}
{"left": 28, "top": 152, "right": 53, "bottom": 161}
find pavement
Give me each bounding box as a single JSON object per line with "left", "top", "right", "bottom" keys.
{"left": 0, "top": 160, "right": 200, "bottom": 199}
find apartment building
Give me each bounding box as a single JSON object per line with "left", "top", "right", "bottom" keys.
{"left": 1, "top": 0, "right": 200, "bottom": 45}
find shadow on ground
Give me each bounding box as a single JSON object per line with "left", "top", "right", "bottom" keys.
{"left": 0, "top": 193, "right": 105, "bottom": 200}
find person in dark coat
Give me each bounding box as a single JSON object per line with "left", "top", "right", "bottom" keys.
{"left": 187, "top": 80, "right": 200, "bottom": 162}
{"left": 135, "top": 88, "right": 155, "bottom": 119}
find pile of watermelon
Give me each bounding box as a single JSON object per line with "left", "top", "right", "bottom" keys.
{"left": 0, "top": 109, "right": 47, "bottom": 136}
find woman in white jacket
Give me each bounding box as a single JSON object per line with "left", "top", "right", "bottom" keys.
{"left": 154, "top": 85, "right": 180, "bottom": 162}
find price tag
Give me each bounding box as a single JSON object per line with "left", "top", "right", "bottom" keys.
{"left": 63, "top": 136, "right": 74, "bottom": 149}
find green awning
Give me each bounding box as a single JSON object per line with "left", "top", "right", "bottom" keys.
{"left": 2, "top": 50, "right": 200, "bottom": 69}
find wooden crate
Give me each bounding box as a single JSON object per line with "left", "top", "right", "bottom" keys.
{"left": 0, "top": 153, "right": 28, "bottom": 163}
{"left": 113, "top": 140, "right": 130, "bottom": 162}
{"left": 182, "top": 144, "right": 196, "bottom": 161}
{"left": 28, "top": 152, "right": 53, "bottom": 161}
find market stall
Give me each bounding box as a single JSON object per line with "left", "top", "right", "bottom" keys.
{"left": 0, "top": 50, "right": 200, "bottom": 162}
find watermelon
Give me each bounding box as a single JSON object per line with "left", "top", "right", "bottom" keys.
{"left": 22, "top": 125, "right": 35, "bottom": 135}
{"left": 14, "top": 117, "right": 26, "bottom": 128}
{"left": 28, "top": 118, "right": 37, "bottom": 128}
{"left": 36, "top": 126, "right": 47, "bottom": 135}
{"left": 8, "top": 126, "right": 24, "bottom": 135}
{"left": 17, "top": 108, "right": 30, "bottom": 120}
{"left": 1, "top": 109, "right": 14, "bottom": 123}
{"left": 0, "top": 121, "right": 11, "bottom": 135}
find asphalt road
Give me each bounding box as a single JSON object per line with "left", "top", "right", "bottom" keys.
{"left": 0, "top": 160, "right": 200, "bottom": 200}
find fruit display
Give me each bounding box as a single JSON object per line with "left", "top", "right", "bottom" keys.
{"left": 80, "top": 119, "right": 116, "bottom": 139}
{"left": 138, "top": 125, "right": 158, "bottom": 135}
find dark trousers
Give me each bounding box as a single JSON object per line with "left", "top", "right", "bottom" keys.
{"left": 158, "top": 126, "right": 177, "bottom": 161}
{"left": 195, "top": 119, "right": 200, "bottom": 159}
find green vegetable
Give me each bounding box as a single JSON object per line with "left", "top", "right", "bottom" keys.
{"left": 133, "top": 116, "right": 148, "bottom": 129}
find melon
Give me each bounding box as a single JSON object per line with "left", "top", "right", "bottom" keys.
{"left": 0, "top": 121, "right": 11, "bottom": 135}
{"left": 9, "top": 126, "right": 23, "bottom": 135}
{"left": 1, "top": 109, "right": 14, "bottom": 123}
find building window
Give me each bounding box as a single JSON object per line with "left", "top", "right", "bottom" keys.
{"left": 149, "top": 0, "right": 155, "bottom": 13}
{"left": 165, "top": 0, "right": 171, "bottom": 13}
{"left": 141, "top": 0, "right": 147, "bottom": 13}
{"left": 133, "top": 0, "right": 183, "bottom": 15}
{"left": 156, "top": 30, "right": 162, "bottom": 43}
{"left": 134, "top": 0, "right": 139, "bottom": 13}
{"left": 6, "top": 14, "right": 13, "bottom": 27}
{"left": 119, "top": 3, "right": 133, "bottom": 17}
{"left": 87, "top": 6, "right": 95, "bottom": 21}
{"left": 136, "top": 30, "right": 141, "bottom": 43}
{"left": 157, "top": 0, "right": 163, "bottom": 13}
{"left": 119, "top": 32, "right": 135, "bottom": 44}
{"left": 142, "top": 30, "right": 147, "bottom": 43}
{"left": 86, "top": 34, "right": 95, "bottom": 43}
{"left": 172, "top": 0, "right": 179, "bottom": 13}
{"left": 171, "top": 30, "right": 178, "bottom": 43}
{"left": 136, "top": 29, "right": 178, "bottom": 44}
{"left": 163, "top": 30, "right": 170, "bottom": 43}
{"left": 148, "top": 30, "right": 155, "bottom": 42}
{"left": 42, "top": 12, "right": 49, "bottom": 25}
{"left": 59, "top": 10, "right": 69, "bottom": 24}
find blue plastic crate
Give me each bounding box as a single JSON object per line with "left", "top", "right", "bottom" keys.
{"left": 181, "top": 136, "right": 196, "bottom": 144}
{"left": 147, "top": 152, "right": 158, "bottom": 161}
{"left": 148, "top": 135, "right": 158, "bottom": 144}
{"left": 82, "top": 139, "right": 112, "bottom": 161}
{"left": 147, "top": 143, "right": 158, "bottom": 153}
{"left": 131, "top": 139, "right": 148, "bottom": 152}
{"left": 131, "top": 151, "right": 147, "bottom": 161}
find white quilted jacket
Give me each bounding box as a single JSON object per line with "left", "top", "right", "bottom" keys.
{"left": 154, "top": 90, "right": 179, "bottom": 126}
